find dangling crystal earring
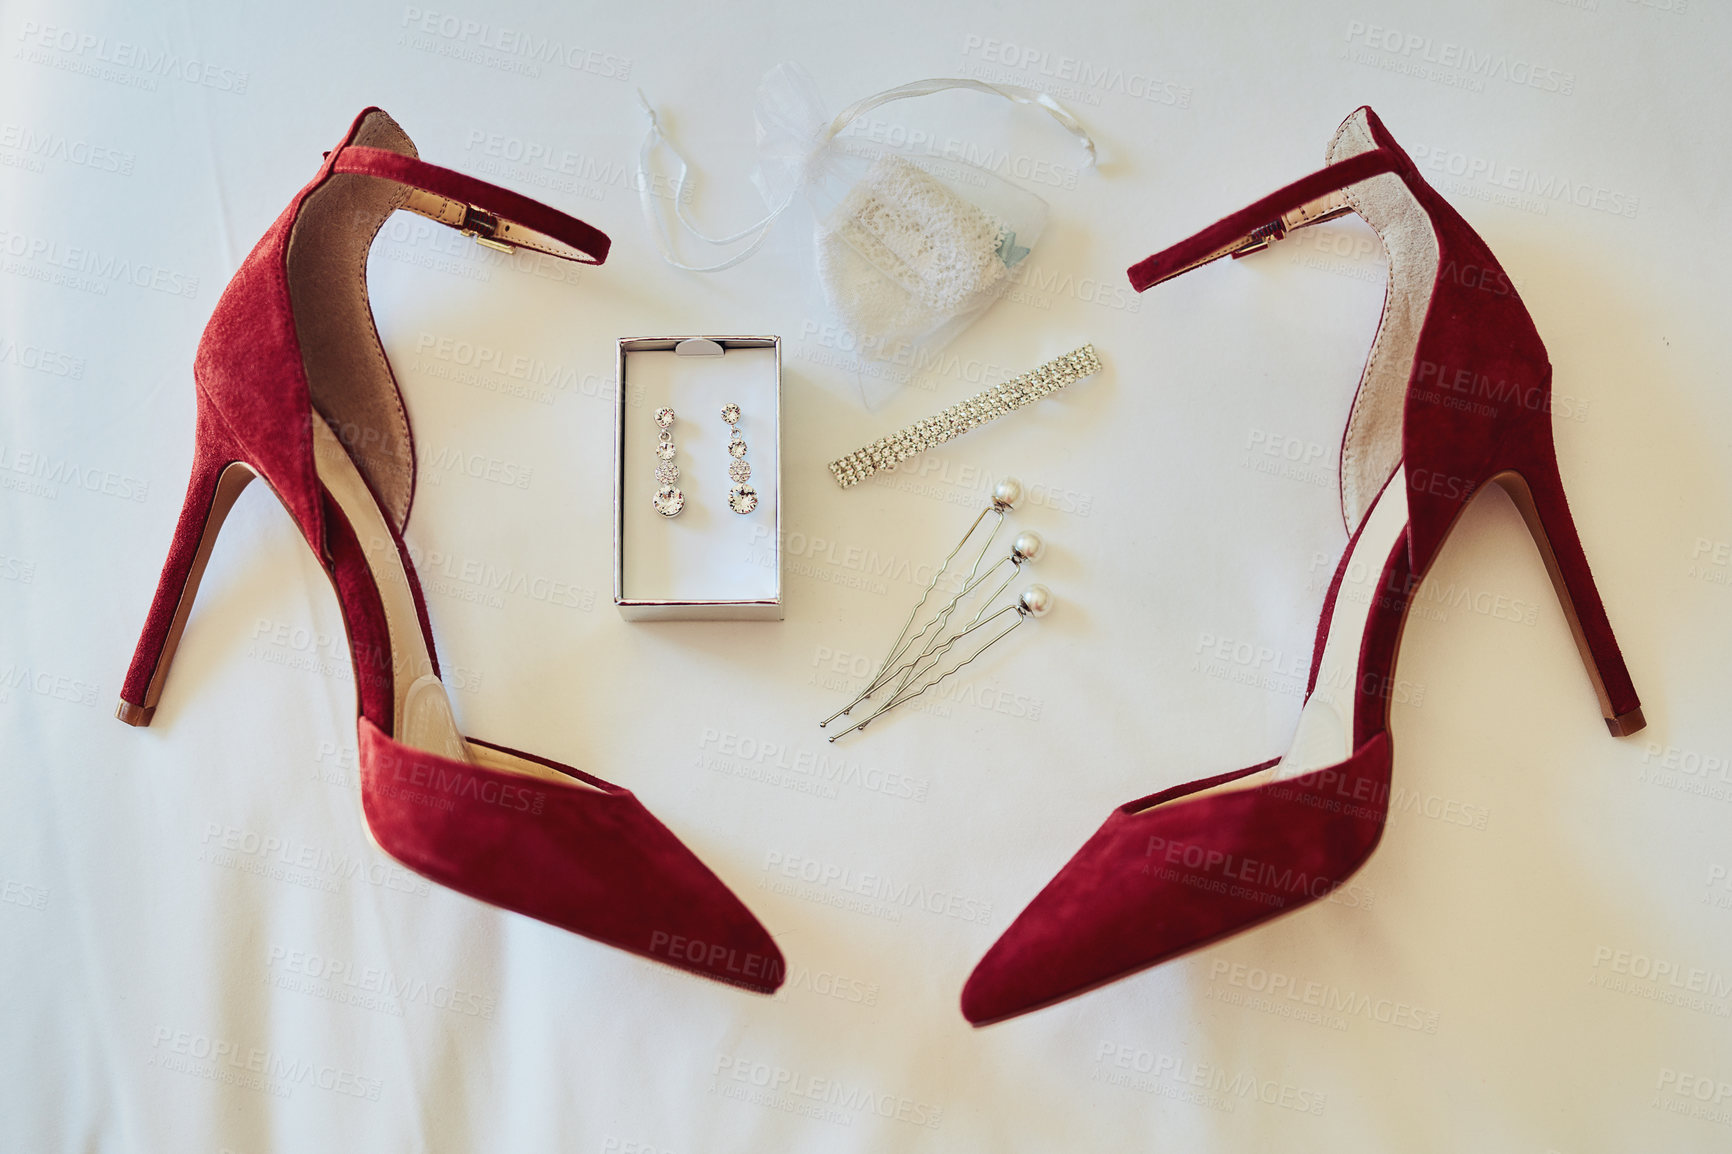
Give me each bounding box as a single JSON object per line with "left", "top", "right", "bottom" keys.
{"left": 721, "top": 402, "right": 757, "bottom": 514}
{"left": 652, "top": 406, "right": 684, "bottom": 517}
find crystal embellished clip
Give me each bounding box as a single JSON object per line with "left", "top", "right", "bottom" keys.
{"left": 827, "top": 344, "right": 1100, "bottom": 489}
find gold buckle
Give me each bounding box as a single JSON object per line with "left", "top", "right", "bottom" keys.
{"left": 459, "top": 205, "right": 514, "bottom": 253}
{"left": 1232, "top": 203, "right": 1356, "bottom": 259}
{"left": 1230, "top": 219, "right": 1287, "bottom": 259}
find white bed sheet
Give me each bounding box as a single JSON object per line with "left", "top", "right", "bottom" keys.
{"left": 3, "top": 2, "right": 1729, "bottom": 1151}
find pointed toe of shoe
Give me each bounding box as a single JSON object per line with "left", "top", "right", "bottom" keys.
{"left": 961, "top": 868, "right": 1175, "bottom": 1026}
{"left": 358, "top": 719, "right": 782, "bottom": 992}
{"left": 961, "top": 812, "right": 1174, "bottom": 1026}
{"left": 960, "top": 947, "right": 1049, "bottom": 1027}
{"left": 615, "top": 834, "right": 785, "bottom": 993}
{"left": 963, "top": 741, "right": 1393, "bottom": 1024}
{"left": 646, "top": 894, "right": 785, "bottom": 994}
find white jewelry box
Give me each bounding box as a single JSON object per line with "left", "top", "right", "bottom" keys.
{"left": 613, "top": 335, "right": 783, "bottom": 621}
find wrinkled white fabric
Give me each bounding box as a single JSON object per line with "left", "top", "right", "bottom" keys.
{"left": 2, "top": 5, "right": 1722, "bottom": 1153}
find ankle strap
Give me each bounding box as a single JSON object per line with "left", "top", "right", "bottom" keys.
{"left": 331, "top": 146, "right": 610, "bottom": 265}
{"left": 1126, "top": 149, "right": 1400, "bottom": 292}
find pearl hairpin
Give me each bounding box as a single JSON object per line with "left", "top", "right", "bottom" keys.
{"left": 820, "top": 479, "right": 1053, "bottom": 741}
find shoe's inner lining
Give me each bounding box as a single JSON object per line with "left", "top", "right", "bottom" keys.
{"left": 1267, "top": 469, "right": 1408, "bottom": 779}
{"left": 288, "top": 109, "right": 418, "bottom": 532}
{"left": 311, "top": 415, "right": 464, "bottom": 759}
{"left": 312, "top": 416, "right": 576, "bottom": 786}
{"left": 285, "top": 113, "right": 587, "bottom": 787}
{"left": 1327, "top": 109, "right": 1440, "bottom": 535}
{"left": 1185, "top": 469, "right": 1410, "bottom": 803}
{"left": 1174, "top": 111, "right": 1447, "bottom": 801}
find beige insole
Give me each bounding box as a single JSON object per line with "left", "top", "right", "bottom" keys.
{"left": 1174, "top": 467, "right": 1409, "bottom": 807}
{"left": 311, "top": 416, "right": 579, "bottom": 787}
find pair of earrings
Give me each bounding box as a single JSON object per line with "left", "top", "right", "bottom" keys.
{"left": 652, "top": 403, "right": 757, "bottom": 517}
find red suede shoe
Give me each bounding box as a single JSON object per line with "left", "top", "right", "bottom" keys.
{"left": 116, "top": 108, "right": 783, "bottom": 993}
{"left": 961, "top": 106, "right": 1644, "bottom": 1026}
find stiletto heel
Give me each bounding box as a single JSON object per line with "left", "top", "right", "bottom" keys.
{"left": 117, "top": 108, "right": 783, "bottom": 992}
{"left": 962, "top": 106, "right": 1646, "bottom": 1025}
{"left": 1492, "top": 462, "right": 1644, "bottom": 735}
{"left": 116, "top": 412, "right": 255, "bottom": 727}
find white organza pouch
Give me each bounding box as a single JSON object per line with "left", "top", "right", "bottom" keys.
{"left": 638, "top": 64, "right": 1094, "bottom": 384}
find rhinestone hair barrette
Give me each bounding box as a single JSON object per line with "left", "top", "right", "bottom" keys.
{"left": 827, "top": 344, "right": 1101, "bottom": 489}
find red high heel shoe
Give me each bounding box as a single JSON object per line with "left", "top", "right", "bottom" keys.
{"left": 961, "top": 107, "right": 1644, "bottom": 1026}
{"left": 117, "top": 108, "right": 783, "bottom": 993}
